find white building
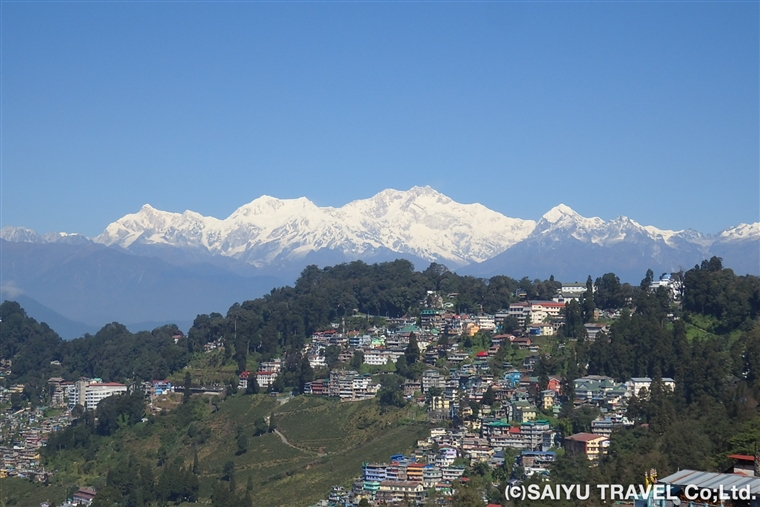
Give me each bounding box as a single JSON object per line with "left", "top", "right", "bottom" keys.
{"left": 84, "top": 382, "right": 128, "bottom": 410}
{"left": 561, "top": 283, "right": 588, "bottom": 294}
{"left": 364, "top": 352, "right": 389, "bottom": 366}
{"left": 509, "top": 301, "right": 565, "bottom": 326}
{"left": 474, "top": 315, "right": 496, "bottom": 331}
{"left": 257, "top": 371, "right": 278, "bottom": 389}
{"left": 626, "top": 377, "right": 675, "bottom": 398}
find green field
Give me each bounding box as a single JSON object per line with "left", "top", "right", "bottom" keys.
{"left": 0, "top": 478, "right": 68, "bottom": 507}
{"left": 15, "top": 394, "right": 430, "bottom": 507}
{"left": 195, "top": 395, "right": 431, "bottom": 506}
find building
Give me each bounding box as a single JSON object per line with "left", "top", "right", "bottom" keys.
{"left": 508, "top": 301, "right": 565, "bottom": 327}
{"left": 422, "top": 370, "right": 446, "bottom": 394}
{"left": 84, "top": 383, "right": 128, "bottom": 410}
{"left": 376, "top": 481, "right": 424, "bottom": 504}
{"left": 564, "top": 433, "right": 609, "bottom": 462}
{"left": 650, "top": 470, "right": 760, "bottom": 507}
{"left": 256, "top": 371, "right": 278, "bottom": 390}
{"left": 626, "top": 377, "right": 675, "bottom": 398}
{"left": 72, "top": 488, "right": 97, "bottom": 505}
{"left": 66, "top": 379, "right": 127, "bottom": 410}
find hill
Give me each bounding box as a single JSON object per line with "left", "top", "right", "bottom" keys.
{"left": 34, "top": 394, "right": 429, "bottom": 507}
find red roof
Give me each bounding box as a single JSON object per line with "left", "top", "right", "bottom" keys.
{"left": 566, "top": 432, "right": 606, "bottom": 442}
{"left": 89, "top": 382, "right": 125, "bottom": 387}
{"left": 476, "top": 351, "right": 489, "bottom": 357}
{"left": 728, "top": 454, "right": 755, "bottom": 462}
{"left": 508, "top": 427, "right": 521, "bottom": 434}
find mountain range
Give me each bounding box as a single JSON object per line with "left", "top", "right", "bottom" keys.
{"left": 2, "top": 186, "right": 758, "bottom": 335}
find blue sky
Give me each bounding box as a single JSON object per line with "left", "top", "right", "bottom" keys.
{"left": 2, "top": 1, "right": 758, "bottom": 237}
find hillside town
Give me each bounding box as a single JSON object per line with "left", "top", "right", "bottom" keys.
{"left": 1, "top": 267, "right": 750, "bottom": 507}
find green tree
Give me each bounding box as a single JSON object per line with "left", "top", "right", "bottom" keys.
{"left": 405, "top": 333, "right": 420, "bottom": 364}
{"left": 222, "top": 460, "right": 235, "bottom": 481}
{"left": 378, "top": 374, "right": 406, "bottom": 408}
{"left": 351, "top": 350, "right": 364, "bottom": 370}
{"left": 254, "top": 417, "right": 269, "bottom": 436}
{"left": 245, "top": 375, "right": 259, "bottom": 395}
{"left": 183, "top": 371, "right": 192, "bottom": 404}
{"left": 236, "top": 433, "right": 248, "bottom": 455}
{"left": 481, "top": 386, "right": 495, "bottom": 406}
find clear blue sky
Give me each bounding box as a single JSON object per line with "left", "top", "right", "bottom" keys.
{"left": 2, "top": 1, "right": 758, "bottom": 237}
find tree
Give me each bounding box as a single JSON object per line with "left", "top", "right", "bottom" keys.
{"left": 563, "top": 300, "right": 585, "bottom": 339}
{"left": 183, "top": 372, "right": 192, "bottom": 404}
{"left": 191, "top": 448, "right": 200, "bottom": 475}
{"left": 254, "top": 417, "right": 269, "bottom": 436}
{"left": 236, "top": 433, "right": 248, "bottom": 455}
{"left": 641, "top": 268, "right": 654, "bottom": 291}
{"left": 405, "top": 333, "right": 420, "bottom": 365}
{"left": 481, "top": 386, "right": 495, "bottom": 406}
{"left": 378, "top": 374, "right": 406, "bottom": 408}
{"left": 582, "top": 275, "right": 595, "bottom": 323}
{"left": 325, "top": 345, "right": 341, "bottom": 369}
{"left": 452, "top": 481, "right": 485, "bottom": 507}
{"left": 222, "top": 460, "right": 235, "bottom": 481}
{"left": 245, "top": 375, "right": 259, "bottom": 395}
{"left": 351, "top": 350, "right": 364, "bottom": 370}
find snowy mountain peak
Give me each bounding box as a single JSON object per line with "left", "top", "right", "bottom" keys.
{"left": 542, "top": 204, "right": 579, "bottom": 223}
{"left": 0, "top": 226, "right": 43, "bottom": 243}
{"left": 718, "top": 222, "right": 760, "bottom": 242}
{"left": 91, "top": 187, "right": 537, "bottom": 266}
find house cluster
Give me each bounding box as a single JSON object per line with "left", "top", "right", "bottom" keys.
{"left": 312, "top": 375, "right": 674, "bottom": 506}
{"left": 0, "top": 407, "right": 70, "bottom": 480}
{"left": 304, "top": 370, "right": 380, "bottom": 400}
{"left": 564, "top": 375, "right": 674, "bottom": 462}
{"left": 47, "top": 377, "right": 128, "bottom": 410}
{"left": 238, "top": 358, "right": 283, "bottom": 391}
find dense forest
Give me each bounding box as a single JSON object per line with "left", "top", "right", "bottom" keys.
{"left": 1, "top": 259, "right": 566, "bottom": 390}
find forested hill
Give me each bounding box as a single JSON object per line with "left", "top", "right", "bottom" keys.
{"left": 0, "top": 259, "right": 559, "bottom": 387}
{"left": 0, "top": 302, "right": 189, "bottom": 391}
{"left": 2, "top": 257, "right": 759, "bottom": 398}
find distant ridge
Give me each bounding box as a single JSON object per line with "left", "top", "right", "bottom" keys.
{"left": 0, "top": 294, "right": 97, "bottom": 340}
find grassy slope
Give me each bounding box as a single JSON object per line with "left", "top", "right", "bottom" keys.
{"left": 0, "top": 478, "right": 68, "bottom": 507}
{"left": 7, "top": 394, "right": 430, "bottom": 507}
{"left": 197, "top": 395, "right": 430, "bottom": 506}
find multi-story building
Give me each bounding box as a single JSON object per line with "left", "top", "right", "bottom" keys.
{"left": 422, "top": 370, "right": 446, "bottom": 394}
{"left": 520, "top": 420, "right": 551, "bottom": 450}
{"left": 508, "top": 301, "right": 565, "bottom": 327}
{"left": 626, "top": 377, "right": 675, "bottom": 398}
{"left": 66, "top": 379, "right": 127, "bottom": 410}
{"left": 564, "top": 433, "right": 609, "bottom": 462}
{"left": 83, "top": 382, "right": 128, "bottom": 410}
{"left": 364, "top": 351, "right": 388, "bottom": 366}
{"left": 256, "top": 371, "right": 278, "bottom": 390}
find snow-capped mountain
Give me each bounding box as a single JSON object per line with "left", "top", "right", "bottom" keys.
{"left": 0, "top": 226, "right": 91, "bottom": 245}
{"left": 4, "top": 187, "right": 758, "bottom": 281}
{"left": 529, "top": 204, "right": 714, "bottom": 250}
{"left": 463, "top": 204, "right": 758, "bottom": 280}
{"left": 2, "top": 188, "right": 757, "bottom": 329}
{"left": 93, "top": 186, "right": 536, "bottom": 267}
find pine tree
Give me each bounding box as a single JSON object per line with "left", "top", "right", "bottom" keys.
{"left": 405, "top": 333, "right": 420, "bottom": 364}
{"left": 183, "top": 372, "right": 192, "bottom": 404}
